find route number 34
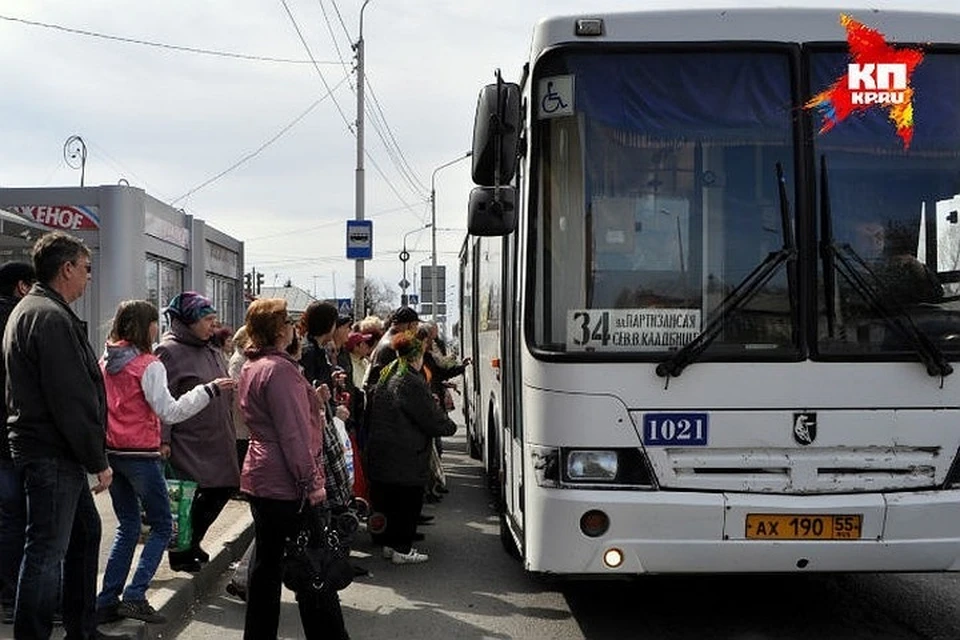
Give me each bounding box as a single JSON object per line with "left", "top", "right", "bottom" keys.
{"left": 572, "top": 311, "right": 610, "bottom": 347}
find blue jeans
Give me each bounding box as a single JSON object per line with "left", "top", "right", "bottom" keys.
{"left": 0, "top": 459, "right": 26, "bottom": 608}
{"left": 16, "top": 457, "right": 101, "bottom": 640}
{"left": 98, "top": 455, "right": 172, "bottom": 606}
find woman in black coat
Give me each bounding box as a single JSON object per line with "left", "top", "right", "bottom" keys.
{"left": 364, "top": 331, "right": 457, "bottom": 565}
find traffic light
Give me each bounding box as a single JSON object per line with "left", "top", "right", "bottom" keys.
{"left": 256, "top": 271, "right": 264, "bottom": 295}
{"left": 244, "top": 272, "right": 252, "bottom": 294}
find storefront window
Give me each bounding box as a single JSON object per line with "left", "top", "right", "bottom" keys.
{"left": 206, "top": 275, "right": 239, "bottom": 330}
{"left": 145, "top": 255, "right": 183, "bottom": 335}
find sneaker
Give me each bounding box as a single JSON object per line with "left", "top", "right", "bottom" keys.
{"left": 117, "top": 600, "right": 167, "bottom": 624}
{"left": 194, "top": 547, "right": 210, "bottom": 564}
{"left": 96, "top": 604, "right": 121, "bottom": 625}
{"left": 391, "top": 548, "right": 429, "bottom": 565}
{"left": 381, "top": 546, "right": 395, "bottom": 559}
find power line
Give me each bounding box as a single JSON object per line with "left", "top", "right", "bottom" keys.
{"left": 278, "top": 0, "right": 355, "bottom": 134}
{"left": 171, "top": 75, "right": 350, "bottom": 205}
{"left": 0, "top": 13, "right": 339, "bottom": 64}
{"left": 245, "top": 202, "right": 419, "bottom": 242}
{"left": 85, "top": 139, "right": 173, "bottom": 201}
{"left": 279, "top": 0, "right": 419, "bottom": 216}
{"left": 315, "top": 0, "right": 354, "bottom": 90}
{"left": 364, "top": 73, "right": 428, "bottom": 195}
{"left": 329, "top": 0, "right": 354, "bottom": 44}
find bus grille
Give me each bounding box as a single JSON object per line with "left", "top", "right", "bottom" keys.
{"left": 659, "top": 446, "right": 941, "bottom": 493}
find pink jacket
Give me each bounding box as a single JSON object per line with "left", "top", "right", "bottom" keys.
{"left": 239, "top": 346, "right": 325, "bottom": 502}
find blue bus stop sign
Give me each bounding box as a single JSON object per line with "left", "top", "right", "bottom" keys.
{"left": 346, "top": 220, "right": 373, "bottom": 260}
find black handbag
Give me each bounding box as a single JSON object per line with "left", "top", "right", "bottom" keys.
{"left": 281, "top": 506, "right": 356, "bottom": 594}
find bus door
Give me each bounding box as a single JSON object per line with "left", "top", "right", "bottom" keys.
{"left": 501, "top": 231, "right": 524, "bottom": 538}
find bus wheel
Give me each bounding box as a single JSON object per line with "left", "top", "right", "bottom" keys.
{"left": 486, "top": 411, "right": 501, "bottom": 497}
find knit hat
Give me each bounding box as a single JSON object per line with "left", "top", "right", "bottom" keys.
{"left": 164, "top": 291, "right": 216, "bottom": 325}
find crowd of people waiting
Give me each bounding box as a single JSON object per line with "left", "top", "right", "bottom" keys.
{"left": 0, "top": 230, "right": 468, "bottom": 640}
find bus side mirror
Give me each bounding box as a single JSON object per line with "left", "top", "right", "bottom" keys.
{"left": 468, "top": 187, "right": 517, "bottom": 236}
{"left": 471, "top": 80, "right": 521, "bottom": 186}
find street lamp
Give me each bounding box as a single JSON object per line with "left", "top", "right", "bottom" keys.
{"left": 63, "top": 135, "right": 87, "bottom": 187}
{"left": 430, "top": 151, "right": 472, "bottom": 321}
{"left": 400, "top": 223, "right": 431, "bottom": 305}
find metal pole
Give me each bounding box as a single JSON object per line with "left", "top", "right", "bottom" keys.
{"left": 430, "top": 151, "right": 471, "bottom": 323}
{"left": 354, "top": 0, "right": 371, "bottom": 319}
{"left": 401, "top": 224, "right": 428, "bottom": 307}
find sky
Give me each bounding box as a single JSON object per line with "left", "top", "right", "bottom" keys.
{"left": 1, "top": 0, "right": 957, "bottom": 326}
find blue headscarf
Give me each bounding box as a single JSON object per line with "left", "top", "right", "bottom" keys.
{"left": 164, "top": 291, "right": 216, "bottom": 325}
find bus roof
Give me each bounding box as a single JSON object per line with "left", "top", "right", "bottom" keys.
{"left": 531, "top": 7, "right": 960, "bottom": 60}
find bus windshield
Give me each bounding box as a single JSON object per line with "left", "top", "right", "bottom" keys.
{"left": 532, "top": 48, "right": 799, "bottom": 356}
{"left": 811, "top": 49, "right": 960, "bottom": 358}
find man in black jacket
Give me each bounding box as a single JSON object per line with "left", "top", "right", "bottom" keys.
{"left": 3, "top": 232, "right": 114, "bottom": 640}
{"left": 0, "top": 260, "right": 34, "bottom": 624}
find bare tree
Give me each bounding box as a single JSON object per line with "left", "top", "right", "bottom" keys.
{"left": 360, "top": 278, "right": 395, "bottom": 318}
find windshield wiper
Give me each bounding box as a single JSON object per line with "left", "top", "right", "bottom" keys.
{"left": 656, "top": 162, "right": 797, "bottom": 380}
{"left": 818, "top": 155, "right": 952, "bottom": 378}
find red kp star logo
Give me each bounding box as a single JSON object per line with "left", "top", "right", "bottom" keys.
{"left": 805, "top": 14, "right": 924, "bottom": 149}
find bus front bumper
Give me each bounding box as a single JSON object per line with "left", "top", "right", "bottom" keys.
{"left": 524, "top": 488, "right": 960, "bottom": 574}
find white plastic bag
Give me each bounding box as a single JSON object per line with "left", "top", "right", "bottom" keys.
{"left": 332, "top": 416, "right": 354, "bottom": 486}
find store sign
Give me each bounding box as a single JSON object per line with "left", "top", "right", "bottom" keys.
{"left": 205, "top": 241, "right": 239, "bottom": 277}
{"left": 145, "top": 211, "right": 190, "bottom": 249}
{"left": 9, "top": 205, "right": 100, "bottom": 230}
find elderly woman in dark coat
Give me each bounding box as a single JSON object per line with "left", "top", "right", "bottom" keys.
{"left": 365, "top": 330, "right": 457, "bottom": 565}
{"left": 156, "top": 292, "right": 239, "bottom": 572}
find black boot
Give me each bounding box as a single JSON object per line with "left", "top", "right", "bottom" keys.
{"left": 169, "top": 549, "right": 201, "bottom": 572}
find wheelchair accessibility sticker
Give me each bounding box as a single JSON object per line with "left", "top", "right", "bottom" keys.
{"left": 538, "top": 75, "right": 574, "bottom": 119}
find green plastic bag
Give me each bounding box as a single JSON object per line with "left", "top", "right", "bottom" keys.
{"left": 167, "top": 478, "right": 197, "bottom": 551}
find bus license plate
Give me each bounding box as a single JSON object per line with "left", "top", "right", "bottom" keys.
{"left": 745, "top": 514, "right": 862, "bottom": 540}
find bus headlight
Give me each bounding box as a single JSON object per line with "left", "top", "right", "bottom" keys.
{"left": 566, "top": 450, "right": 618, "bottom": 481}
{"left": 560, "top": 448, "right": 656, "bottom": 488}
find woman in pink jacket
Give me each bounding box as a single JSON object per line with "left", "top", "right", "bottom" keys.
{"left": 96, "top": 300, "right": 233, "bottom": 625}
{"left": 238, "top": 298, "right": 347, "bottom": 640}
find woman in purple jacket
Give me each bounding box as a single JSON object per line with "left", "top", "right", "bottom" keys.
{"left": 238, "top": 298, "right": 348, "bottom": 640}
{"left": 155, "top": 291, "right": 239, "bottom": 572}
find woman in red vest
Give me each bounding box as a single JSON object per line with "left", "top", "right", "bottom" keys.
{"left": 96, "top": 300, "right": 233, "bottom": 625}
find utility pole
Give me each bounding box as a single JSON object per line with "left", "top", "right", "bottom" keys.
{"left": 430, "top": 151, "right": 472, "bottom": 322}
{"left": 353, "top": 0, "right": 371, "bottom": 319}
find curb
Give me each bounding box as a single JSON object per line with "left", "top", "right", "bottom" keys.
{"left": 100, "top": 513, "right": 254, "bottom": 640}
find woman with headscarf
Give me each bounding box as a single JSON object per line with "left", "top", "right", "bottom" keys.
{"left": 155, "top": 291, "right": 239, "bottom": 572}
{"left": 365, "top": 330, "right": 457, "bottom": 564}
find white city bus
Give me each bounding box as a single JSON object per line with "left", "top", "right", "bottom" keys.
{"left": 459, "top": 6, "right": 960, "bottom": 575}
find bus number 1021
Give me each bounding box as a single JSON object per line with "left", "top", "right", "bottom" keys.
{"left": 643, "top": 413, "right": 709, "bottom": 446}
